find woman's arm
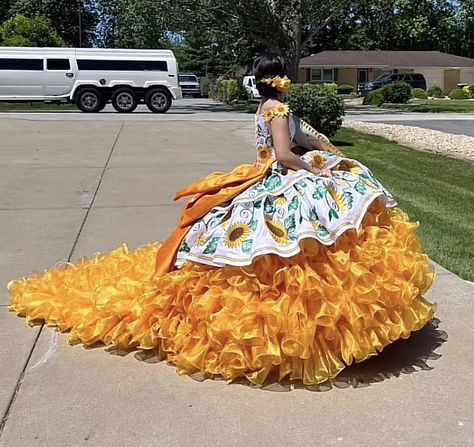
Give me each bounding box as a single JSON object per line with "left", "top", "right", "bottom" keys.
{"left": 270, "top": 115, "right": 329, "bottom": 175}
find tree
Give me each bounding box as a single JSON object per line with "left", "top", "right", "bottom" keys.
{"left": 0, "top": 14, "right": 66, "bottom": 47}
{"left": 176, "top": 0, "right": 352, "bottom": 80}
{"left": 0, "top": 0, "right": 11, "bottom": 23}
{"left": 9, "top": 0, "right": 98, "bottom": 46}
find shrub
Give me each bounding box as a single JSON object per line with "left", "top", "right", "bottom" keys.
{"left": 285, "top": 83, "right": 344, "bottom": 137}
{"left": 208, "top": 79, "right": 248, "bottom": 103}
{"left": 201, "top": 77, "right": 211, "bottom": 97}
{"left": 411, "top": 88, "right": 428, "bottom": 99}
{"left": 363, "top": 90, "right": 384, "bottom": 106}
{"left": 463, "top": 84, "right": 474, "bottom": 98}
{"left": 321, "top": 83, "right": 338, "bottom": 94}
{"left": 337, "top": 84, "right": 354, "bottom": 95}
{"left": 388, "top": 81, "right": 412, "bottom": 103}
{"left": 448, "top": 88, "right": 469, "bottom": 100}
{"left": 381, "top": 84, "right": 394, "bottom": 103}
{"left": 427, "top": 85, "right": 445, "bottom": 98}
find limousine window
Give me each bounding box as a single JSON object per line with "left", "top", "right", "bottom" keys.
{"left": 47, "top": 59, "right": 71, "bottom": 70}
{"left": 0, "top": 58, "right": 43, "bottom": 70}
{"left": 77, "top": 60, "right": 168, "bottom": 71}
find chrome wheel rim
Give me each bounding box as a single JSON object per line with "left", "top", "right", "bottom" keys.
{"left": 82, "top": 93, "right": 98, "bottom": 110}
{"left": 117, "top": 92, "right": 134, "bottom": 110}
{"left": 151, "top": 92, "right": 167, "bottom": 109}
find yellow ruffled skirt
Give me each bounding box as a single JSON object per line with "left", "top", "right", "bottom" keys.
{"left": 8, "top": 201, "right": 435, "bottom": 385}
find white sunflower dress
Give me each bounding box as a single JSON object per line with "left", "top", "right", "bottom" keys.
{"left": 176, "top": 108, "right": 397, "bottom": 267}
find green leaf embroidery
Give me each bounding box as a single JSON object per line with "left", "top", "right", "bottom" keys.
{"left": 284, "top": 215, "right": 296, "bottom": 231}
{"left": 179, "top": 241, "right": 191, "bottom": 253}
{"left": 318, "top": 225, "right": 330, "bottom": 238}
{"left": 312, "top": 187, "right": 327, "bottom": 200}
{"left": 264, "top": 174, "right": 282, "bottom": 191}
{"left": 264, "top": 198, "right": 276, "bottom": 214}
{"left": 355, "top": 181, "right": 367, "bottom": 194}
{"left": 250, "top": 219, "right": 258, "bottom": 231}
{"left": 328, "top": 208, "right": 339, "bottom": 221}
{"left": 203, "top": 236, "right": 220, "bottom": 255}
{"left": 254, "top": 200, "right": 262, "bottom": 209}
{"left": 288, "top": 196, "right": 299, "bottom": 211}
{"left": 242, "top": 239, "right": 253, "bottom": 254}
{"left": 309, "top": 209, "right": 319, "bottom": 222}
{"left": 344, "top": 191, "right": 354, "bottom": 209}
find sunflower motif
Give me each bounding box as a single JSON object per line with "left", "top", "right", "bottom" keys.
{"left": 309, "top": 152, "right": 325, "bottom": 169}
{"left": 262, "top": 108, "right": 274, "bottom": 122}
{"left": 350, "top": 165, "right": 363, "bottom": 175}
{"left": 195, "top": 233, "right": 207, "bottom": 247}
{"left": 225, "top": 222, "right": 252, "bottom": 249}
{"left": 257, "top": 144, "right": 273, "bottom": 162}
{"left": 273, "top": 103, "right": 290, "bottom": 118}
{"left": 327, "top": 184, "right": 349, "bottom": 213}
{"left": 265, "top": 219, "right": 289, "bottom": 245}
{"left": 274, "top": 195, "right": 287, "bottom": 207}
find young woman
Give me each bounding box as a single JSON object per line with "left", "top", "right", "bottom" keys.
{"left": 9, "top": 52, "right": 436, "bottom": 386}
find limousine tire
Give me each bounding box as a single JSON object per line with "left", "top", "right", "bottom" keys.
{"left": 112, "top": 88, "right": 138, "bottom": 113}
{"left": 145, "top": 88, "right": 172, "bottom": 113}
{"left": 75, "top": 88, "right": 105, "bottom": 113}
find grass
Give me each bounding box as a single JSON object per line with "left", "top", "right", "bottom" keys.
{"left": 0, "top": 102, "right": 77, "bottom": 112}
{"left": 335, "top": 127, "right": 474, "bottom": 282}
{"left": 381, "top": 99, "right": 474, "bottom": 113}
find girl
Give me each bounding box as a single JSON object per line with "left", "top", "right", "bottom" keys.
{"left": 9, "top": 52, "right": 435, "bottom": 386}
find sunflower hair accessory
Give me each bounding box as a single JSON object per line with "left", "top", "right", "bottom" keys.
{"left": 263, "top": 75, "right": 292, "bottom": 93}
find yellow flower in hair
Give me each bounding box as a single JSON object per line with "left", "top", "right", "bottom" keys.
{"left": 263, "top": 75, "right": 292, "bottom": 93}
{"left": 273, "top": 103, "right": 290, "bottom": 118}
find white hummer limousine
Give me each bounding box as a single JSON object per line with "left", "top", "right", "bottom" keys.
{"left": 0, "top": 47, "right": 182, "bottom": 113}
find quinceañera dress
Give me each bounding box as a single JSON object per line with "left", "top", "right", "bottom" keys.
{"left": 9, "top": 104, "right": 436, "bottom": 386}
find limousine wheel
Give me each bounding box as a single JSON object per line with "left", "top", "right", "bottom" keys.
{"left": 75, "top": 88, "right": 105, "bottom": 113}
{"left": 145, "top": 88, "right": 172, "bottom": 113}
{"left": 112, "top": 88, "right": 138, "bottom": 113}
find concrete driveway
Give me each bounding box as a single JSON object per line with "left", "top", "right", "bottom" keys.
{"left": 1, "top": 108, "right": 473, "bottom": 446}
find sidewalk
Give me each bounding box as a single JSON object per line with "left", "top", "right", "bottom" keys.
{"left": 1, "top": 117, "right": 473, "bottom": 447}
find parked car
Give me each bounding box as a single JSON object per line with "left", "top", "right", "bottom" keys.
{"left": 242, "top": 75, "right": 261, "bottom": 99}
{"left": 359, "top": 73, "right": 427, "bottom": 95}
{"left": 178, "top": 73, "right": 201, "bottom": 97}
{"left": 0, "top": 46, "right": 182, "bottom": 113}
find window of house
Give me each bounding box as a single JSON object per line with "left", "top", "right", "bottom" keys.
{"left": 311, "top": 68, "right": 334, "bottom": 83}
{"left": 0, "top": 58, "right": 43, "bottom": 70}
{"left": 47, "top": 59, "right": 71, "bottom": 70}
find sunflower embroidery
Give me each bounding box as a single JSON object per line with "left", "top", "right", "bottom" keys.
{"left": 257, "top": 144, "right": 272, "bottom": 162}
{"left": 309, "top": 153, "right": 325, "bottom": 169}
{"left": 273, "top": 103, "right": 290, "bottom": 118}
{"left": 265, "top": 219, "right": 289, "bottom": 245}
{"left": 262, "top": 108, "right": 274, "bottom": 122}
{"left": 195, "top": 233, "right": 207, "bottom": 247}
{"left": 327, "top": 184, "right": 348, "bottom": 213}
{"left": 225, "top": 222, "right": 252, "bottom": 249}
{"left": 274, "top": 195, "right": 287, "bottom": 207}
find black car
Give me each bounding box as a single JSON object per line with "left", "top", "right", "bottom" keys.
{"left": 359, "top": 73, "right": 427, "bottom": 95}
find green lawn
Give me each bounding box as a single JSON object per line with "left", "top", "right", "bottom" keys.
{"left": 381, "top": 99, "right": 474, "bottom": 113}
{"left": 0, "top": 102, "right": 77, "bottom": 112}
{"left": 335, "top": 128, "right": 474, "bottom": 282}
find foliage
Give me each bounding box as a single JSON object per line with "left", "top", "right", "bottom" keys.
{"left": 381, "top": 84, "right": 394, "bottom": 103}
{"left": 385, "top": 81, "right": 412, "bottom": 103}
{"left": 321, "top": 83, "right": 338, "bottom": 94}
{"left": 201, "top": 78, "right": 212, "bottom": 97}
{"left": 337, "top": 84, "right": 354, "bottom": 94}
{"left": 209, "top": 79, "right": 249, "bottom": 103}
{"left": 285, "top": 83, "right": 344, "bottom": 137}
{"left": 0, "top": 15, "right": 66, "bottom": 47}
{"left": 363, "top": 90, "right": 385, "bottom": 106}
{"left": 9, "top": 0, "right": 97, "bottom": 46}
{"left": 381, "top": 99, "right": 474, "bottom": 113}
{"left": 427, "top": 85, "right": 445, "bottom": 98}
{"left": 462, "top": 84, "right": 474, "bottom": 98}
{"left": 411, "top": 88, "right": 428, "bottom": 99}
{"left": 448, "top": 88, "right": 469, "bottom": 100}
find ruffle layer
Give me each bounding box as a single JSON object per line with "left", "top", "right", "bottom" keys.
{"left": 9, "top": 201, "right": 436, "bottom": 385}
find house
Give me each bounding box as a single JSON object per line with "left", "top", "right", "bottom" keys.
{"left": 298, "top": 51, "right": 474, "bottom": 92}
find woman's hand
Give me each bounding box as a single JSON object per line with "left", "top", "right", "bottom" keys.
{"left": 312, "top": 167, "right": 332, "bottom": 177}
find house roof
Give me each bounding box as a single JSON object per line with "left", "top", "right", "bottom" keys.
{"left": 299, "top": 51, "right": 474, "bottom": 68}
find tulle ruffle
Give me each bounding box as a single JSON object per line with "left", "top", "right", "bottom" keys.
{"left": 8, "top": 201, "right": 435, "bottom": 385}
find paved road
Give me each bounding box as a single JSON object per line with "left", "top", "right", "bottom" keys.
{"left": 0, "top": 98, "right": 253, "bottom": 122}
{"left": 346, "top": 107, "right": 474, "bottom": 136}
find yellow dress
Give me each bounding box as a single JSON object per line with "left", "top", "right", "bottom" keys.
{"left": 8, "top": 109, "right": 436, "bottom": 386}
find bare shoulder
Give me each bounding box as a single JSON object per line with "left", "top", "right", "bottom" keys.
{"left": 262, "top": 99, "right": 291, "bottom": 122}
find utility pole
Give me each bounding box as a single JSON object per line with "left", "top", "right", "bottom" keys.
{"left": 78, "top": 0, "right": 82, "bottom": 47}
